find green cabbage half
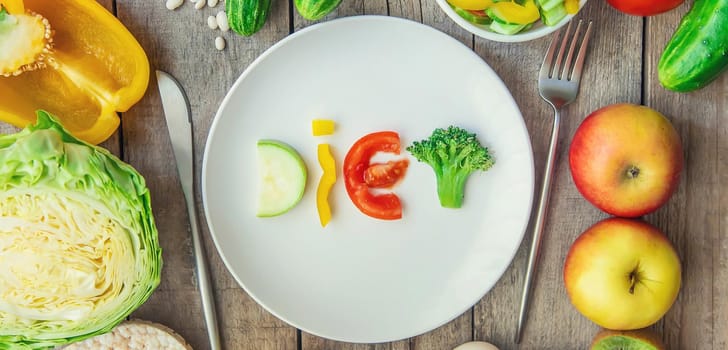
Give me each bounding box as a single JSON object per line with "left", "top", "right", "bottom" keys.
{"left": 0, "top": 111, "right": 162, "bottom": 349}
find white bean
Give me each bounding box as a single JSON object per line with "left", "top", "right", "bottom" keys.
{"left": 165, "top": 0, "right": 184, "bottom": 10}
{"left": 194, "top": 0, "right": 206, "bottom": 9}
{"left": 207, "top": 0, "right": 219, "bottom": 7}
{"left": 216, "top": 11, "right": 229, "bottom": 32}
{"left": 215, "top": 36, "right": 226, "bottom": 51}
{"left": 207, "top": 15, "right": 218, "bottom": 29}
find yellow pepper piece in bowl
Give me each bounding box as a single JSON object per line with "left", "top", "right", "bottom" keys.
{"left": 0, "top": 0, "right": 149, "bottom": 144}
{"left": 489, "top": 0, "right": 540, "bottom": 25}
{"left": 565, "top": 0, "right": 579, "bottom": 14}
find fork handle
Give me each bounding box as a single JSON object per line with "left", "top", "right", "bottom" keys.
{"left": 515, "top": 107, "right": 561, "bottom": 344}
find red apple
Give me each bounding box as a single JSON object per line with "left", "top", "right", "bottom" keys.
{"left": 569, "top": 103, "right": 683, "bottom": 217}
{"left": 564, "top": 218, "right": 681, "bottom": 330}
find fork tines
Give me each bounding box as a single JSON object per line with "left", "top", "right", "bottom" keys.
{"left": 540, "top": 20, "right": 594, "bottom": 82}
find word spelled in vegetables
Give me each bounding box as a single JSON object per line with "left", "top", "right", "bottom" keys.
{"left": 0, "top": 0, "right": 150, "bottom": 144}
{"left": 407, "top": 126, "right": 495, "bottom": 209}
{"left": 343, "top": 131, "right": 409, "bottom": 220}
{"left": 226, "top": 0, "right": 271, "bottom": 36}
{"left": 256, "top": 140, "right": 308, "bottom": 217}
{"left": 0, "top": 111, "right": 161, "bottom": 349}
{"left": 658, "top": 0, "right": 728, "bottom": 92}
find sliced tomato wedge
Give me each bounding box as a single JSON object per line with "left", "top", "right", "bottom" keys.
{"left": 343, "top": 131, "right": 407, "bottom": 220}
{"left": 364, "top": 159, "right": 409, "bottom": 188}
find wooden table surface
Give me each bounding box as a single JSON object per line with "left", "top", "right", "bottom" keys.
{"left": 91, "top": 0, "right": 726, "bottom": 349}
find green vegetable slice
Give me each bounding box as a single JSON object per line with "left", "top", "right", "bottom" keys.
{"left": 0, "top": 111, "right": 161, "bottom": 349}
{"left": 256, "top": 139, "right": 308, "bottom": 217}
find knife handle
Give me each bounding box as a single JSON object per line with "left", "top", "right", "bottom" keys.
{"left": 184, "top": 189, "right": 222, "bottom": 350}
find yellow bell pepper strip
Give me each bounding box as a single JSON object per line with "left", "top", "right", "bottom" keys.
{"left": 489, "top": 0, "right": 540, "bottom": 25}
{"left": 0, "top": 0, "right": 150, "bottom": 144}
{"left": 565, "top": 0, "right": 579, "bottom": 14}
{"left": 316, "top": 143, "right": 337, "bottom": 227}
{"left": 312, "top": 119, "right": 335, "bottom": 136}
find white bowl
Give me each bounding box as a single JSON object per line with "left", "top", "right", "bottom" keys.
{"left": 434, "top": 0, "right": 588, "bottom": 42}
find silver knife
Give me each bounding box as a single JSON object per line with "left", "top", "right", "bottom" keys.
{"left": 156, "top": 70, "right": 222, "bottom": 350}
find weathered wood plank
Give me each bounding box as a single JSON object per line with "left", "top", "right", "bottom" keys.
{"left": 421, "top": 0, "right": 472, "bottom": 47}
{"left": 470, "top": 2, "right": 643, "bottom": 349}
{"left": 117, "top": 1, "right": 296, "bottom": 349}
{"left": 645, "top": 2, "right": 728, "bottom": 349}
{"left": 717, "top": 75, "right": 728, "bottom": 350}
{"left": 388, "top": 0, "right": 422, "bottom": 21}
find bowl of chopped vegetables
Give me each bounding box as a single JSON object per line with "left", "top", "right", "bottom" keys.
{"left": 436, "top": 0, "right": 586, "bottom": 42}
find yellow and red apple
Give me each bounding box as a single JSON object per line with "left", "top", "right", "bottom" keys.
{"left": 564, "top": 217, "right": 681, "bottom": 330}
{"left": 569, "top": 103, "right": 683, "bottom": 217}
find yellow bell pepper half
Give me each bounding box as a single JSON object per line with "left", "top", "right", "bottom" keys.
{"left": 316, "top": 143, "right": 336, "bottom": 227}
{"left": 0, "top": 0, "right": 150, "bottom": 144}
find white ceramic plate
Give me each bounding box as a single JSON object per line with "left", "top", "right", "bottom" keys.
{"left": 202, "top": 16, "right": 534, "bottom": 343}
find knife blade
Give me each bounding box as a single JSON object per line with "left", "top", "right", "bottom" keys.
{"left": 157, "top": 70, "right": 222, "bottom": 350}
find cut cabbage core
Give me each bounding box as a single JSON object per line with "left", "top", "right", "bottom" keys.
{"left": 0, "top": 189, "right": 135, "bottom": 328}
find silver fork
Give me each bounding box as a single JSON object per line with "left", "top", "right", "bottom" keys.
{"left": 515, "top": 19, "right": 594, "bottom": 344}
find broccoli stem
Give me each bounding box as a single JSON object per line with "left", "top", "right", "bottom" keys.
{"left": 435, "top": 167, "right": 470, "bottom": 208}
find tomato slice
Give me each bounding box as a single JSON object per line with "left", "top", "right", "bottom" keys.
{"left": 343, "top": 131, "right": 407, "bottom": 220}
{"left": 364, "top": 159, "right": 409, "bottom": 188}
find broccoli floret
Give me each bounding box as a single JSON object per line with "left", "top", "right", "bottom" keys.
{"left": 406, "top": 126, "right": 495, "bottom": 208}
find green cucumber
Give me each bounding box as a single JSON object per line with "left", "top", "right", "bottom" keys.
{"left": 658, "top": 0, "right": 728, "bottom": 92}
{"left": 486, "top": 7, "right": 516, "bottom": 25}
{"left": 535, "top": 0, "right": 567, "bottom": 26}
{"left": 489, "top": 20, "right": 528, "bottom": 35}
{"left": 294, "top": 0, "right": 343, "bottom": 21}
{"left": 537, "top": 0, "right": 563, "bottom": 11}
{"left": 256, "top": 140, "right": 308, "bottom": 217}
{"left": 451, "top": 5, "right": 492, "bottom": 25}
{"left": 226, "top": 0, "right": 271, "bottom": 36}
